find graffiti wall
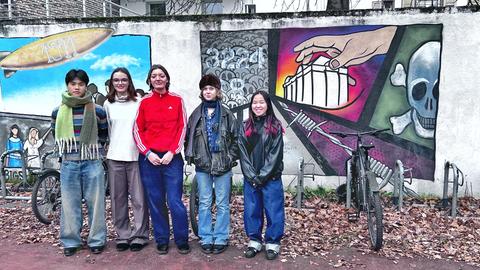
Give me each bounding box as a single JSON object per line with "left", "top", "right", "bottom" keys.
{"left": 200, "top": 25, "right": 441, "bottom": 180}
{"left": 1, "top": 9, "right": 479, "bottom": 195}
{"left": 200, "top": 30, "right": 269, "bottom": 110}
{"left": 0, "top": 28, "right": 151, "bottom": 172}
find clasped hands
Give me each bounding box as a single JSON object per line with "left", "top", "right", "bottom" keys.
{"left": 147, "top": 151, "right": 174, "bottom": 166}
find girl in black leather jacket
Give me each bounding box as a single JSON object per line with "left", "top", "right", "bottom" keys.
{"left": 238, "top": 90, "right": 285, "bottom": 260}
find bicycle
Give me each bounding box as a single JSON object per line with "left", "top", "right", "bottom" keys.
{"left": 31, "top": 149, "right": 61, "bottom": 224}
{"left": 0, "top": 148, "right": 57, "bottom": 199}
{"left": 330, "top": 128, "right": 388, "bottom": 251}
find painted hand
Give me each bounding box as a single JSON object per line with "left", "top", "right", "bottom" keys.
{"left": 294, "top": 26, "right": 397, "bottom": 70}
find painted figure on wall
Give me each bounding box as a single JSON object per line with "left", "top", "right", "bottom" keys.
{"left": 23, "top": 127, "right": 51, "bottom": 168}
{"left": 6, "top": 124, "right": 23, "bottom": 168}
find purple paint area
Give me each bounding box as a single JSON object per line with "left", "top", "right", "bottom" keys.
{"left": 277, "top": 26, "right": 386, "bottom": 122}
{"left": 280, "top": 102, "right": 434, "bottom": 180}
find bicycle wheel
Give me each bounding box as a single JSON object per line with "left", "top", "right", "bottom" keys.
{"left": 189, "top": 175, "right": 199, "bottom": 237}
{"left": 31, "top": 171, "right": 61, "bottom": 225}
{"left": 366, "top": 174, "right": 383, "bottom": 250}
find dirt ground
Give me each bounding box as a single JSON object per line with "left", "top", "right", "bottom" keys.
{"left": 1, "top": 194, "right": 479, "bottom": 269}
{"left": 0, "top": 237, "right": 477, "bottom": 270}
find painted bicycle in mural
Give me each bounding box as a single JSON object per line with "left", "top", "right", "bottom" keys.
{"left": 330, "top": 129, "right": 389, "bottom": 251}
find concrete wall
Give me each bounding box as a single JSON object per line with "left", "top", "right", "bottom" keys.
{"left": 1, "top": 8, "right": 479, "bottom": 197}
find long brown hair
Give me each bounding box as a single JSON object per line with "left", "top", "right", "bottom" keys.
{"left": 106, "top": 67, "right": 137, "bottom": 103}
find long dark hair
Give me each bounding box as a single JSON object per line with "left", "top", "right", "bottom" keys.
{"left": 106, "top": 67, "right": 137, "bottom": 103}
{"left": 146, "top": 64, "right": 170, "bottom": 91}
{"left": 244, "top": 90, "right": 283, "bottom": 137}
{"left": 9, "top": 124, "right": 22, "bottom": 139}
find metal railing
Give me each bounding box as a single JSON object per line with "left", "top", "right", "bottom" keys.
{"left": 440, "top": 161, "right": 465, "bottom": 217}
{"left": 0, "top": 0, "right": 142, "bottom": 20}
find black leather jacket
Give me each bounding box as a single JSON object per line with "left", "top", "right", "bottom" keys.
{"left": 238, "top": 119, "right": 284, "bottom": 187}
{"left": 184, "top": 103, "right": 239, "bottom": 176}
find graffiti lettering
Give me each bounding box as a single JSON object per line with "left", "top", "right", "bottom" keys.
{"left": 201, "top": 30, "right": 269, "bottom": 110}
{"left": 41, "top": 37, "right": 78, "bottom": 64}
{"left": 4, "top": 169, "right": 24, "bottom": 181}
{"left": 206, "top": 46, "right": 266, "bottom": 70}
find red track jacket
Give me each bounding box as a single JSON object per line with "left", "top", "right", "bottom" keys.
{"left": 133, "top": 90, "right": 187, "bottom": 155}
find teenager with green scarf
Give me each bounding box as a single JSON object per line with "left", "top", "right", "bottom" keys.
{"left": 184, "top": 74, "right": 239, "bottom": 254}
{"left": 51, "top": 69, "right": 108, "bottom": 257}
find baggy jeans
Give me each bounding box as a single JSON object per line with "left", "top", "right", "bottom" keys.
{"left": 60, "top": 160, "right": 106, "bottom": 248}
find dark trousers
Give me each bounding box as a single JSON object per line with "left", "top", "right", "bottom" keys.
{"left": 139, "top": 153, "right": 188, "bottom": 246}
{"left": 243, "top": 177, "right": 285, "bottom": 244}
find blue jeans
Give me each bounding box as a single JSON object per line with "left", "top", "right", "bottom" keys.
{"left": 243, "top": 177, "right": 285, "bottom": 245}
{"left": 196, "top": 170, "right": 232, "bottom": 245}
{"left": 60, "top": 160, "right": 106, "bottom": 248}
{"left": 139, "top": 153, "right": 188, "bottom": 246}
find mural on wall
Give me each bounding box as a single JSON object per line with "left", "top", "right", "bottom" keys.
{"left": 0, "top": 113, "right": 53, "bottom": 180}
{"left": 200, "top": 24, "right": 442, "bottom": 180}
{"left": 200, "top": 30, "right": 269, "bottom": 110}
{"left": 5, "top": 124, "right": 23, "bottom": 168}
{"left": 0, "top": 28, "right": 151, "bottom": 115}
{"left": 0, "top": 28, "right": 151, "bottom": 176}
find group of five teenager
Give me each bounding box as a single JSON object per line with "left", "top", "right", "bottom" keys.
{"left": 52, "top": 65, "right": 285, "bottom": 261}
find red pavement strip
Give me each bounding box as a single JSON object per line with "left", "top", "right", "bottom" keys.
{"left": 0, "top": 239, "right": 476, "bottom": 270}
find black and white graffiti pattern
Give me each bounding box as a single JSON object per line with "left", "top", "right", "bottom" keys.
{"left": 200, "top": 30, "right": 269, "bottom": 109}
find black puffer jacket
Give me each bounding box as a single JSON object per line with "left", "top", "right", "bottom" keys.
{"left": 184, "top": 103, "right": 239, "bottom": 176}
{"left": 238, "top": 118, "right": 284, "bottom": 186}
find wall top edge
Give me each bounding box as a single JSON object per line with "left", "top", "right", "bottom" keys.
{"left": 0, "top": 6, "right": 479, "bottom": 25}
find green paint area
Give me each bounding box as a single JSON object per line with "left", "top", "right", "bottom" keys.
{"left": 369, "top": 24, "right": 442, "bottom": 149}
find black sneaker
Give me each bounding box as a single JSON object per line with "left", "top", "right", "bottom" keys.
{"left": 266, "top": 249, "right": 279, "bottom": 260}
{"left": 177, "top": 243, "right": 190, "bottom": 254}
{"left": 200, "top": 244, "right": 213, "bottom": 254}
{"left": 130, "top": 243, "right": 146, "bottom": 252}
{"left": 212, "top": 244, "right": 227, "bottom": 254}
{"left": 89, "top": 245, "right": 105, "bottom": 254}
{"left": 116, "top": 243, "right": 129, "bottom": 252}
{"left": 244, "top": 247, "right": 259, "bottom": 258}
{"left": 64, "top": 247, "right": 81, "bottom": 257}
{"left": 156, "top": 244, "right": 169, "bottom": 255}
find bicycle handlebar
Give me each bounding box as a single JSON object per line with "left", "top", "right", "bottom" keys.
{"left": 330, "top": 128, "right": 390, "bottom": 138}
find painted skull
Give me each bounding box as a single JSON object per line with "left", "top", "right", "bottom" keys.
{"left": 407, "top": 41, "right": 440, "bottom": 138}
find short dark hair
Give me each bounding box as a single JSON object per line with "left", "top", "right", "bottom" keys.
{"left": 65, "top": 69, "right": 89, "bottom": 85}
{"left": 146, "top": 64, "right": 170, "bottom": 91}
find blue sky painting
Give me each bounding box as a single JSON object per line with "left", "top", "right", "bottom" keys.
{"left": 0, "top": 34, "right": 151, "bottom": 116}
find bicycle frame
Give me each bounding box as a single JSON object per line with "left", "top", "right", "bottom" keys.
{"left": 331, "top": 128, "right": 387, "bottom": 251}
{"left": 351, "top": 135, "right": 371, "bottom": 212}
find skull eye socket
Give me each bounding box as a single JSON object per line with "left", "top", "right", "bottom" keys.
{"left": 412, "top": 82, "right": 426, "bottom": 101}
{"left": 433, "top": 82, "right": 439, "bottom": 99}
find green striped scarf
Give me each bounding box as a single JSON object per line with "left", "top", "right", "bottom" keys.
{"left": 55, "top": 91, "right": 99, "bottom": 159}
